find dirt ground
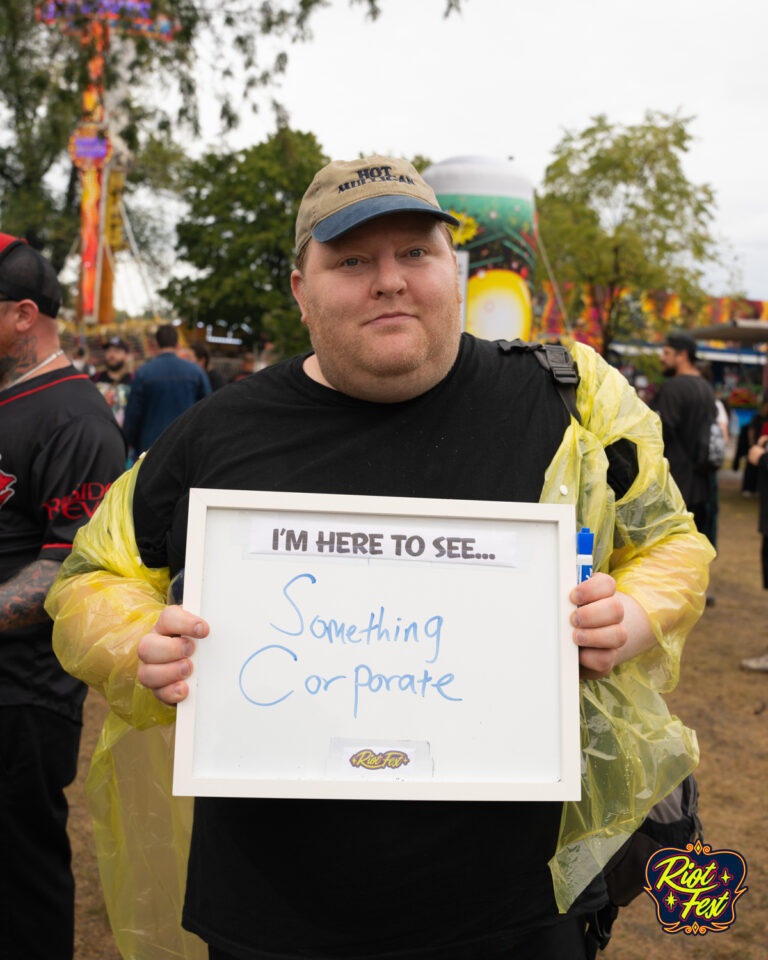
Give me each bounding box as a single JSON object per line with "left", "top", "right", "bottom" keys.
{"left": 67, "top": 471, "right": 768, "bottom": 959}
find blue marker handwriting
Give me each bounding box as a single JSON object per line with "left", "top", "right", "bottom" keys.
{"left": 238, "top": 572, "right": 462, "bottom": 719}
{"left": 270, "top": 572, "right": 444, "bottom": 664}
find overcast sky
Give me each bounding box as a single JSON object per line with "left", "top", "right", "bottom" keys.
{"left": 117, "top": 0, "right": 768, "bottom": 311}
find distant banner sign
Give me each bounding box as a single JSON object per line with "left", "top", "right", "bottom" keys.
{"left": 69, "top": 126, "right": 112, "bottom": 170}
{"left": 39, "top": 1, "right": 153, "bottom": 21}
{"left": 37, "top": 1, "right": 180, "bottom": 39}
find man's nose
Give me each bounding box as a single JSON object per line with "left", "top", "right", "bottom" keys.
{"left": 372, "top": 255, "right": 406, "bottom": 297}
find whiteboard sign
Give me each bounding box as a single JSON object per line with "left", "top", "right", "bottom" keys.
{"left": 173, "top": 490, "right": 580, "bottom": 801}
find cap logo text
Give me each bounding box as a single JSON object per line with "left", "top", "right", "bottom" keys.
{"left": 337, "top": 166, "right": 416, "bottom": 193}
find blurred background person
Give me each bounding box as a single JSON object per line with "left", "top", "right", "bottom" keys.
{"left": 231, "top": 350, "right": 255, "bottom": 383}
{"left": 70, "top": 344, "right": 95, "bottom": 377}
{"left": 123, "top": 323, "right": 210, "bottom": 457}
{"left": 192, "top": 341, "right": 226, "bottom": 392}
{"left": 93, "top": 335, "right": 132, "bottom": 430}
{"left": 740, "top": 398, "right": 768, "bottom": 496}
{"left": 655, "top": 334, "right": 718, "bottom": 542}
{"left": 655, "top": 333, "right": 719, "bottom": 604}
{"left": 742, "top": 433, "right": 768, "bottom": 672}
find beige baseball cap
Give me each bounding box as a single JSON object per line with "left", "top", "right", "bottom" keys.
{"left": 295, "top": 155, "right": 459, "bottom": 256}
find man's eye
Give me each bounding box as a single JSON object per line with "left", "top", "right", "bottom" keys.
{"left": 341, "top": 257, "right": 360, "bottom": 267}
{"left": 407, "top": 248, "right": 426, "bottom": 258}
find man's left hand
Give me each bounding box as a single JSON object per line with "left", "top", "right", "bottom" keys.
{"left": 570, "top": 572, "right": 627, "bottom": 679}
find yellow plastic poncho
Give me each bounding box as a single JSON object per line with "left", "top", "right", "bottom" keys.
{"left": 46, "top": 341, "right": 714, "bottom": 958}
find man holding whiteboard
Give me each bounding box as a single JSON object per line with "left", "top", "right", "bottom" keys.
{"left": 48, "top": 157, "right": 713, "bottom": 960}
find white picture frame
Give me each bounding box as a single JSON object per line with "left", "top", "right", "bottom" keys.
{"left": 173, "top": 489, "right": 581, "bottom": 802}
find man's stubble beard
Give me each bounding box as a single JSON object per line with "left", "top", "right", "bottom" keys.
{"left": 303, "top": 291, "right": 463, "bottom": 402}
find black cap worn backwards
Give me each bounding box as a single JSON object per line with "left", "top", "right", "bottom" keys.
{"left": 0, "top": 233, "right": 61, "bottom": 318}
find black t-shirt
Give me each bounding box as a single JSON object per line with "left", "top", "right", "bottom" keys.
{"left": 133, "top": 334, "right": 572, "bottom": 959}
{"left": 654, "top": 374, "right": 716, "bottom": 507}
{"left": 0, "top": 366, "right": 126, "bottom": 720}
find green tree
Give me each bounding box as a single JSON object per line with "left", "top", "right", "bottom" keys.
{"left": 161, "top": 127, "right": 327, "bottom": 356}
{"left": 0, "top": 2, "right": 84, "bottom": 269}
{"left": 535, "top": 111, "right": 719, "bottom": 355}
{"left": 0, "top": 1, "right": 461, "bottom": 268}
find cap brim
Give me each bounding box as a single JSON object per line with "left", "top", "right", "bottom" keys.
{"left": 312, "top": 195, "right": 460, "bottom": 243}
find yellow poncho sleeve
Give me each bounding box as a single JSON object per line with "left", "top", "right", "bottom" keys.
{"left": 46, "top": 462, "right": 206, "bottom": 960}
{"left": 543, "top": 341, "right": 714, "bottom": 910}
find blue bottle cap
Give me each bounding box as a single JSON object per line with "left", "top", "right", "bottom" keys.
{"left": 577, "top": 528, "right": 594, "bottom": 553}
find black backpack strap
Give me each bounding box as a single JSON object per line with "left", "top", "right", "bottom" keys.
{"left": 498, "top": 338, "right": 641, "bottom": 503}
{"left": 497, "top": 338, "right": 581, "bottom": 424}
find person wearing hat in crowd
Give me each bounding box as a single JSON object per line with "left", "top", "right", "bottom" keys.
{"left": 0, "top": 233, "right": 126, "bottom": 958}
{"left": 655, "top": 334, "right": 718, "bottom": 533}
{"left": 93, "top": 335, "right": 133, "bottom": 430}
{"left": 95, "top": 335, "right": 132, "bottom": 387}
{"left": 655, "top": 334, "right": 719, "bottom": 604}
{"left": 122, "top": 323, "right": 210, "bottom": 456}
{"left": 47, "top": 158, "right": 713, "bottom": 960}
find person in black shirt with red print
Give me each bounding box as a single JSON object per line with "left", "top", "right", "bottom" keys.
{"left": 0, "top": 234, "right": 126, "bottom": 960}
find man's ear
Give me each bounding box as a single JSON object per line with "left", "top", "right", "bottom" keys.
{"left": 15, "top": 299, "right": 39, "bottom": 332}
{"left": 290, "top": 269, "right": 307, "bottom": 323}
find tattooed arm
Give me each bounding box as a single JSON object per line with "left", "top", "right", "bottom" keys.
{"left": 0, "top": 559, "right": 62, "bottom": 631}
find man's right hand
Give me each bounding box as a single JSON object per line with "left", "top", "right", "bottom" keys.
{"left": 137, "top": 605, "right": 209, "bottom": 705}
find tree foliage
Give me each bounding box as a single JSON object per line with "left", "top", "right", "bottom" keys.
{"left": 160, "top": 127, "right": 327, "bottom": 357}
{"left": 0, "top": 0, "right": 461, "bottom": 268}
{"left": 0, "top": 2, "right": 85, "bottom": 268}
{"left": 535, "top": 111, "right": 718, "bottom": 354}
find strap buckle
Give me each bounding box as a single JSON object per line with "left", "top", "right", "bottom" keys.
{"left": 542, "top": 343, "right": 580, "bottom": 387}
